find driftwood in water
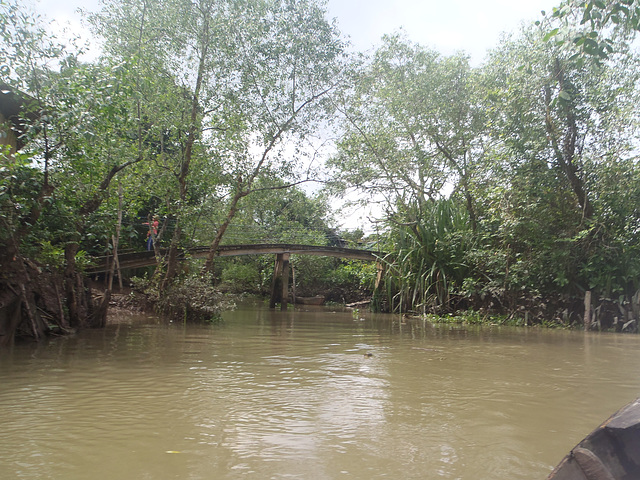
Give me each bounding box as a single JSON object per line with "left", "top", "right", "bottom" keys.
{"left": 346, "top": 300, "right": 371, "bottom": 308}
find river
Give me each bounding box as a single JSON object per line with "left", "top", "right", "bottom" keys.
{"left": 1, "top": 299, "right": 639, "bottom": 479}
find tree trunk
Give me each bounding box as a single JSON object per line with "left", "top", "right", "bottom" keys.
{"left": 63, "top": 241, "right": 100, "bottom": 329}
{"left": 202, "top": 189, "right": 245, "bottom": 274}
{"left": 64, "top": 242, "right": 81, "bottom": 328}
{"left": 545, "top": 58, "right": 594, "bottom": 221}
{"left": 462, "top": 181, "right": 477, "bottom": 233}
{"left": 162, "top": 11, "right": 210, "bottom": 288}
{"left": 0, "top": 297, "right": 23, "bottom": 347}
{"left": 162, "top": 223, "right": 182, "bottom": 291}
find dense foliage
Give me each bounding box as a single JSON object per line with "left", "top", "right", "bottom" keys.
{"left": 1, "top": 0, "right": 639, "bottom": 342}
{"left": 331, "top": 9, "right": 640, "bottom": 328}
{"left": 0, "top": 0, "right": 352, "bottom": 338}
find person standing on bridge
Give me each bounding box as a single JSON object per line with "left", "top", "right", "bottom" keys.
{"left": 144, "top": 215, "right": 159, "bottom": 251}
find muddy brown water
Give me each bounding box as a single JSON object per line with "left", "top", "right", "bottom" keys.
{"left": 1, "top": 299, "right": 640, "bottom": 479}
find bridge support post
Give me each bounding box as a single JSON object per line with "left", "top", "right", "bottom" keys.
{"left": 269, "top": 253, "right": 290, "bottom": 310}
{"left": 280, "top": 253, "right": 290, "bottom": 311}
{"left": 269, "top": 254, "right": 283, "bottom": 309}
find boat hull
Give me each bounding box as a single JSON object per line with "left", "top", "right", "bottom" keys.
{"left": 292, "top": 295, "right": 325, "bottom": 305}
{"left": 548, "top": 397, "right": 640, "bottom": 479}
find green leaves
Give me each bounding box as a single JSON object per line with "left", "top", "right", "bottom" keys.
{"left": 543, "top": 28, "right": 560, "bottom": 42}
{"left": 380, "top": 198, "right": 473, "bottom": 313}
{"left": 547, "top": 0, "right": 640, "bottom": 61}
{"left": 558, "top": 89, "right": 572, "bottom": 101}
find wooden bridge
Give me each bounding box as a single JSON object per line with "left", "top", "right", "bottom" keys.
{"left": 89, "top": 243, "right": 383, "bottom": 310}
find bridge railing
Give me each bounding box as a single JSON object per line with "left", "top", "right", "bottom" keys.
{"left": 85, "top": 222, "right": 382, "bottom": 273}
{"left": 87, "top": 243, "right": 383, "bottom": 273}
{"left": 195, "top": 224, "right": 380, "bottom": 252}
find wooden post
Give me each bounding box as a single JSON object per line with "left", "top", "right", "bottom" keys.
{"left": 291, "top": 261, "right": 296, "bottom": 307}
{"left": 115, "top": 183, "right": 123, "bottom": 289}
{"left": 281, "top": 253, "right": 290, "bottom": 311}
{"left": 269, "top": 254, "right": 283, "bottom": 309}
{"left": 374, "top": 261, "right": 385, "bottom": 290}
{"left": 584, "top": 290, "right": 592, "bottom": 331}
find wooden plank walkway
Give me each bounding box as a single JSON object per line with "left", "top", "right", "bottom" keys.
{"left": 88, "top": 243, "right": 382, "bottom": 273}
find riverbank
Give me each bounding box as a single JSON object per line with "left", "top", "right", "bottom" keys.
{"left": 111, "top": 287, "right": 637, "bottom": 334}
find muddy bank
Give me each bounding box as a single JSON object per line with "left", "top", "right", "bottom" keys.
{"left": 0, "top": 256, "right": 109, "bottom": 345}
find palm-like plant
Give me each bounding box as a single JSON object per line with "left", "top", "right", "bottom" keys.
{"left": 381, "top": 198, "right": 473, "bottom": 314}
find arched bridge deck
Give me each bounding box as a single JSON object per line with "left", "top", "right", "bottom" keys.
{"left": 191, "top": 244, "right": 380, "bottom": 261}
{"left": 89, "top": 243, "right": 382, "bottom": 273}
{"left": 90, "top": 243, "right": 384, "bottom": 312}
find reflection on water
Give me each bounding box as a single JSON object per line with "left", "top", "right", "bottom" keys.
{"left": 1, "top": 299, "right": 640, "bottom": 479}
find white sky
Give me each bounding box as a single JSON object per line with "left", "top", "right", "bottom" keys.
{"left": 326, "top": 0, "right": 557, "bottom": 62}
{"left": 38, "top": 0, "right": 557, "bottom": 64}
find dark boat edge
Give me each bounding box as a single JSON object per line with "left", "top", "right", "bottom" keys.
{"left": 547, "top": 397, "right": 640, "bottom": 480}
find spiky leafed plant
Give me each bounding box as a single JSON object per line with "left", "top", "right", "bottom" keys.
{"left": 381, "top": 198, "right": 473, "bottom": 314}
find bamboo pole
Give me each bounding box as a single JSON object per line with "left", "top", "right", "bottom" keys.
{"left": 584, "top": 290, "right": 592, "bottom": 331}
{"left": 291, "top": 261, "right": 296, "bottom": 307}
{"left": 20, "top": 283, "right": 39, "bottom": 340}
{"left": 108, "top": 183, "right": 123, "bottom": 291}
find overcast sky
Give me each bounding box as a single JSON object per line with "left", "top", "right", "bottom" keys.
{"left": 326, "top": 0, "right": 557, "bottom": 61}
{"left": 38, "top": 0, "right": 558, "bottom": 64}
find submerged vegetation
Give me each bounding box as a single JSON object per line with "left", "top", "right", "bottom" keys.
{"left": 1, "top": 0, "right": 640, "bottom": 343}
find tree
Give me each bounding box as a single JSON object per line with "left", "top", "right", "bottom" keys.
{"left": 330, "top": 35, "right": 488, "bottom": 234}
{"left": 90, "top": 0, "right": 347, "bottom": 283}
{"left": 328, "top": 35, "right": 490, "bottom": 312}
{"left": 50, "top": 61, "right": 155, "bottom": 326}
{"left": 199, "top": 0, "right": 346, "bottom": 273}
{"left": 480, "top": 18, "right": 640, "bottom": 308}
{"left": 0, "top": 1, "right": 151, "bottom": 334}
{"left": 0, "top": 0, "right": 66, "bottom": 258}
{"left": 89, "top": 0, "right": 206, "bottom": 287}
